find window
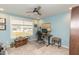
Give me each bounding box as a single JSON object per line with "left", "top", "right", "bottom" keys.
{"left": 11, "top": 17, "right": 33, "bottom": 38}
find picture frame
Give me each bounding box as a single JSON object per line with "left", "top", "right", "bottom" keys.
{"left": 34, "top": 24, "right": 37, "bottom": 27}
{"left": 0, "top": 18, "right": 6, "bottom": 30}
{"left": 41, "top": 23, "right": 51, "bottom": 32}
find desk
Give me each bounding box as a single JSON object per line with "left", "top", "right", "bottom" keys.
{"left": 42, "top": 33, "right": 52, "bottom": 46}
{"left": 47, "top": 35, "right": 52, "bottom": 46}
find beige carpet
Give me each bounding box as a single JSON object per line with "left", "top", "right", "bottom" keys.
{"left": 7, "top": 41, "right": 69, "bottom": 55}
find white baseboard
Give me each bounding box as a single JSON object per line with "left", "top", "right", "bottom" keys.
{"left": 2, "top": 43, "right": 11, "bottom": 48}
{"left": 6, "top": 44, "right": 10, "bottom": 48}
{"left": 62, "top": 45, "right": 69, "bottom": 49}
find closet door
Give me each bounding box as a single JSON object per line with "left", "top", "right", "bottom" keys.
{"left": 70, "top": 6, "right": 79, "bottom": 55}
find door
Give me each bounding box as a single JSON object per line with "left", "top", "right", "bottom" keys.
{"left": 70, "top": 6, "right": 79, "bottom": 55}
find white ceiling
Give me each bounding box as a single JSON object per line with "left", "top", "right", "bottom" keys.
{"left": 0, "top": 4, "right": 78, "bottom": 19}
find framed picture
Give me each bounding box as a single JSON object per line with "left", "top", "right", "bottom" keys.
{"left": 0, "top": 18, "right": 6, "bottom": 30}
{"left": 41, "top": 23, "right": 51, "bottom": 32}
{"left": 34, "top": 24, "right": 37, "bottom": 27}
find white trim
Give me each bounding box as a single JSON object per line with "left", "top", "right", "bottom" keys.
{"left": 62, "top": 45, "right": 69, "bottom": 49}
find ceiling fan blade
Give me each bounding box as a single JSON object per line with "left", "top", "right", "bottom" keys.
{"left": 37, "top": 6, "right": 41, "bottom": 10}
{"left": 26, "top": 10, "right": 33, "bottom": 13}
{"left": 26, "top": 6, "right": 41, "bottom": 16}
{"left": 33, "top": 8, "right": 37, "bottom": 12}
{"left": 37, "top": 11, "right": 41, "bottom": 15}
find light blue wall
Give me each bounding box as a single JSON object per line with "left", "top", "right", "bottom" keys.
{"left": 0, "top": 13, "right": 11, "bottom": 46}
{"left": 0, "top": 13, "right": 32, "bottom": 47}
{"left": 43, "top": 12, "right": 70, "bottom": 48}
{"left": 0, "top": 12, "right": 70, "bottom": 48}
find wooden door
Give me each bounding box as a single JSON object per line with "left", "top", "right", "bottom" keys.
{"left": 70, "top": 6, "right": 79, "bottom": 55}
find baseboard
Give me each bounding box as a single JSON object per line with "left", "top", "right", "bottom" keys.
{"left": 2, "top": 43, "right": 11, "bottom": 48}
{"left": 6, "top": 44, "right": 10, "bottom": 48}
{"left": 62, "top": 45, "right": 69, "bottom": 49}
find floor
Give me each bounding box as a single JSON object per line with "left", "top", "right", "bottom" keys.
{"left": 7, "top": 41, "right": 69, "bottom": 55}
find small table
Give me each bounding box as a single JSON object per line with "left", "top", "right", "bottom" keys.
{"left": 52, "top": 37, "right": 61, "bottom": 48}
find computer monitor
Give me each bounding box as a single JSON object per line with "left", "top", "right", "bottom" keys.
{"left": 42, "top": 29, "right": 48, "bottom": 33}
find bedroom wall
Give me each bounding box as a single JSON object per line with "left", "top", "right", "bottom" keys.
{"left": 0, "top": 11, "right": 70, "bottom": 48}
{"left": 43, "top": 12, "right": 70, "bottom": 48}
{"left": 0, "top": 13, "right": 33, "bottom": 47}
{"left": 32, "top": 19, "right": 44, "bottom": 40}
{"left": 0, "top": 13, "right": 11, "bottom": 47}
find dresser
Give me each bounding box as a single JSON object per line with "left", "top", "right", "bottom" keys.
{"left": 15, "top": 37, "right": 28, "bottom": 48}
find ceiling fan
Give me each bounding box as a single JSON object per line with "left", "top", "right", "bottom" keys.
{"left": 26, "top": 6, "right": 42, "bottom": 16}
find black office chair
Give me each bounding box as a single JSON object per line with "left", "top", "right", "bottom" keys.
{"left": 36, "top": 30, "right": 45, "bottom": 44}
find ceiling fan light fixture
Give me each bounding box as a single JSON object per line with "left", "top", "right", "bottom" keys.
{"left": 0, "top": 8, "right": 4, "bottom": 11}
{"left": 69, "top": 7, "right": 72, "bottom": 10}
